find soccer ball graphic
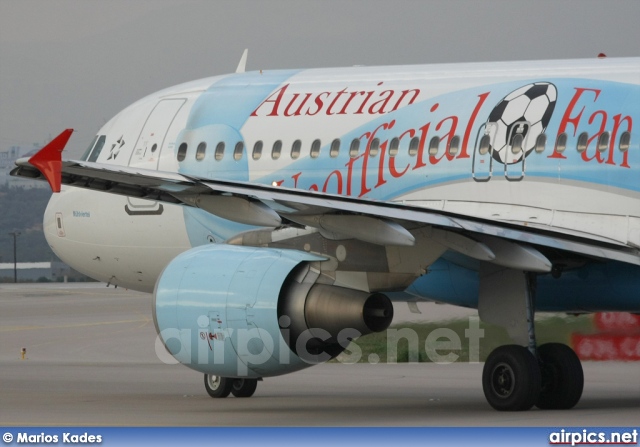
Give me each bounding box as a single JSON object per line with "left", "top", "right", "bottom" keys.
{"left": 486, "top": 82, "right": 557, "bottom": 164}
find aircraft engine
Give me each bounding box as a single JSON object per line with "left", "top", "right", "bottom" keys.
{"left": 153, "top": 244, "right": 393, "bottom": 378}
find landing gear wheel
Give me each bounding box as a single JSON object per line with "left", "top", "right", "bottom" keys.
{"left": 204, "top": 374, "right": 232, "bottom": 398}
{"left": 536, "top": 343, "right": 584, "bottom": 410}
{"left": 483, "top": 345, "right": 541, "bottom": 411}
{"left": 231, "top": 378, "right": 258, "bottom": 398}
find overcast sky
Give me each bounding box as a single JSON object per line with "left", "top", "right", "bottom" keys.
{"left": 1, "top": 0, "right": 639, "bottom": 157}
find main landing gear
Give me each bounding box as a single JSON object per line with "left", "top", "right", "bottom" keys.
{"left": 204, "top": 374, "right": 259, "bottom": 398}
{"left": 478, "top": 265, "right": 584, "bottom": 411}
{"left": 482, "top": 342, "right": 584, "bottom": 411}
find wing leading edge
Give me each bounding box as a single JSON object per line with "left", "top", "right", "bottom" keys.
{"left": 11, "top": 137, "right": 640, "bottom": 269}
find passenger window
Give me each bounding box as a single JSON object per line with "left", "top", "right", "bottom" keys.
{"left": 82, "top": 136, "right": 100, "bottom": 160}
{"left": 576, "top": 132, "right": 588, "bottom": 153}
{"left": 428, "top": 136, "right": 440, "bottom": 156}
{"left": 555, "top": 133, "right": 567, "bottom": 153}
{"left": 176, "top": 142, "right": 188, "bottom": 162}
{"left": 478, "top": 135, "right": 491, "bottom": 155}
{"left": 389, "top": 137, "right": 399, "bottom": 157}
{"left": 597, "top": 132, "right": 610, "bottom": 152}
{"left": 535, "top": 133, "right": 547, "bottom": 153}
{"left": 82, "top": 135, "right": 99, "bottom": 161}
{"left": 151, "top": 143, "right": 158, "bottom": 153}
{"left": 88, "top": 135, "right": 107, "bottom": 162}
{"left": 234, "top": 141, "right": 244, "bottom": 160}
{"left": 252, "top": 141, "right": 263, "bottom": 160}
{"left": 448, "top": 135, "right": 460, "bottom": 156}
{"left": 330, "top": 139, "right": 340, "bottom": 158}
{"left": 369, "top": 138, "right": 380, "bottom": 157}
{"left": 214, "top": 142, "right": 225, "bottom": 161}
{"left": 349, "top": 138, "right": 360, "bottom": 158}
{"left": 408, "top": 136, "right": 419, "bottom": 156}
{"left": 511, "top": 134, "right": 524, "bottom": 154}
{"left": 272, "top": 140, "right": 282, "bottom": 160}
{"left": 196, "top": 142, "right": 207, "bottom": 161}
{"left": 310, "top": 139, "right": 321, "bottom": 158}
{"left": 291, "top": 140, "right": 302, "bottom": 159}
{"left": 619, "top": 131, "right": 631, "bottom": 152}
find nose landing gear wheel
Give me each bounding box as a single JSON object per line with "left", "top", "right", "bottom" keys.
{"left": 483, "top": 345, "right": 541, "bottom": 411}
{"left": 204, "top": 374, "right": 232, "bottom": 398}
{"left": 536, "top": 343, "right": 584, "bottom": 410}
{"left": 231, "top": 378, "right": 258, "bottom": 398}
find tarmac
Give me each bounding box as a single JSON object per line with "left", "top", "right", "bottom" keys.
{"left": 1, "top": 283, "right": 639, "bottom": 426}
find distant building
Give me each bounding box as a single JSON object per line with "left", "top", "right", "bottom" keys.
{"left": 0, "top": 144, "right": 48, "bottom": 188}
{"left": 0, "top": 261, "right": 94, "bottom": 282}
{"left": 0, "top": 262, "right": 51, "bottom": 281}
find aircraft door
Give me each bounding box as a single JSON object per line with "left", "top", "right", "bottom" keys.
{"left": 128, "top": 99, "right": 186, "bottom": 169}
{"left": 126, "top": 99, "right": 185, "bottom": 214}
{"left": 472, "top": 123, "right": 496, "bottom": 182}
{"left": 504, "top": 121, "right": 529, "bottom": 181}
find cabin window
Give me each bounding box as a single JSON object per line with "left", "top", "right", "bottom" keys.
{"left": 291, "top": 140, "right": 302, "bottom": 159}
{"left": 511, "top": 133, "right": 524, "bottom": 154}
{"left": 428, "top": 136, "right": 440, "bottom": 156}
{"left": 370, "top": 138, "right": 380, "bottom": 157}
{"left": 272, "top": 140, "right": 282, "bottom": 159}
{"left": 330, "top": 139, "right": 340, "bottom": 158}
{"left": 196, "top": 142, "right": 207, "bottom": 161}
{"left": 252, "top": 141, "right": 263, "bottom": 160}
{"left": 177, "top": 142, "right": 188, "bottom": 162}
{"left": 389, "top": 137, "right": 399, "bottom": 157}
{"left": 349, "top": 138, "right": 360, "bottom": 158}
{"left": 234, "top": 141, "right": 244, "bottom": 160}
{"left": 597, "top": 132, "right": 610, "bottom": 152}
{"left": 214, "top": 142, "right": 225, "bottom": 161}
{"left": 88, "top": 135, "right": 107, "bottom": 162}
{"left": 619, "top": 131, "right": 631, "bottom": 152}
{"left": 408, "top": 136, "right": 420, "bottom": 156}
{"left": 534, "top": 133, "right": 547, "bottom": 153}
{"left": 554, "top": 133, "right": 567, "bottom": 153}
{"left": 87, "top": 135, "right": 107, "bottom": 162}
{"left": 448, "top": 135, "right": 460, "bottom": 156}
{"left": 576, "top": 132, "right": 588, "bottom": 153}
{"left": 478, "top": 135, "right": 491, "bottom": 155}
{"left": 151, "top": 143, "right": 158, "bottom": 153}
{"left": 81, "top": 135, "right": 99, "bottom": 161}
{"left": 310, "top": 139, "right": 321, "bottom": 158}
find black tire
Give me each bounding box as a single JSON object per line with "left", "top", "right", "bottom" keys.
{"left": 536, "top": 343, "right": 584, "bottom": 410}
{"left": 483, "top": 345, "right": 541, "bottom": 411}
{"left": 231, "top": 378, "right": 258, "bottom": 398}
{"left": 204, "top": 374, "right": 232, "bottom": 398}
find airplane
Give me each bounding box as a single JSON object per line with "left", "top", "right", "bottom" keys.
{"left": 11, "top": 54, "right": 639, "bottom": 411}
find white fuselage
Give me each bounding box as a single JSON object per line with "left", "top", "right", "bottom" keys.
{"left": 44, "top": 58, "right": 640, "bottom": 292}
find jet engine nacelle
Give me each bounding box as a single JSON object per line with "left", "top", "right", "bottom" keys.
{"left": 153, "top": 244, "right": 393, "bottom": 378}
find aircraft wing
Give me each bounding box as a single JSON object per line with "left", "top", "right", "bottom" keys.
{"left": 12, "top": 135, "right": 640, "bottom": 270}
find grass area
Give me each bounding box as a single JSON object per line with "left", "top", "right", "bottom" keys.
{"left": 335, "top": 314, "right": 595, "bottom": 364}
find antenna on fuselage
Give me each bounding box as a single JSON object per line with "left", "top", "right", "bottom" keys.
{"left": 236, "top": 49, "right": 248, "bottom": 73}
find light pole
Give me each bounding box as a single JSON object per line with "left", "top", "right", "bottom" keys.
{"left": 8, "top": 231, "right": 20, "bottom": 283}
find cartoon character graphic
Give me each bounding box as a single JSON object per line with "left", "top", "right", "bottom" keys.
{"left": 486, "top": 82, "right": 557, "bottom": 164}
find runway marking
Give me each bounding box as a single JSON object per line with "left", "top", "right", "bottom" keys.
{"left": 0, "top": 317, "right": 151, "bottom": 333}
